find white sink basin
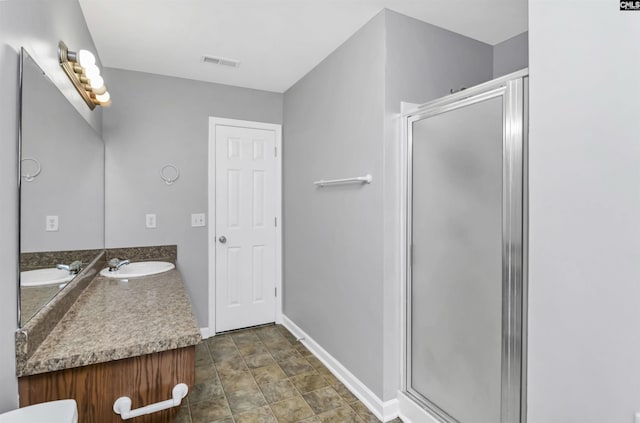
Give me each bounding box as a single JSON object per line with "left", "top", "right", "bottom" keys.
{"left": 20, "top": 268, "right": 75, "bottom": 287}
{"left": 100, "top": 261, "right": 175, "bottom": 279}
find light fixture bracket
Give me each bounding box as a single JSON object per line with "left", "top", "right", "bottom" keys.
{"left": 58, "top": 41, "right": 110, "bottom": 110}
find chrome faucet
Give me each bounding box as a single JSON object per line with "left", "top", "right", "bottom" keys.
{"left": 108, "top": 258, "right": 130, "bottom": 272}
{"left": 56, "top": 260, "right": 83, "bottom": 274}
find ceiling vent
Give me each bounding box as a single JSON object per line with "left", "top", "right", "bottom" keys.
{"left": 202, "top": 55, "right": 240, "bottom": 68}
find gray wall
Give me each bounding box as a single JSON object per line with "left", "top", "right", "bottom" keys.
{"left": 283, "top": 9, "right": 494, "bottom": 400}
{"left": 0, "top": 0, "right": 101, "bottom": 410}
{"left": 382, "top": 9, "right": 493, "bottom": 401}
{"left": 102, "top": 68, "right": 282, "bottom": 326}
{"left": 528, "top": 2, "right": 640, "bottom": 422}
{"left": 493, "top": 32, "right": 528, "bottom": 78}
{"left": 283, "top": 11, "right": 387, "bottom": 397}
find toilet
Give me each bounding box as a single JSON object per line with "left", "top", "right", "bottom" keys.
{"left": 0, "top": 400, "right": 77, "bottom": 423}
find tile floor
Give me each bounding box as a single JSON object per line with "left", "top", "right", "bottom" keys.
{"left": 175, "top": 324, "right": 403, "bottom": 423}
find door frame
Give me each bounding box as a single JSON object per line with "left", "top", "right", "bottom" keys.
{"left": 207, "top": 117, "right": 283, "bottom": 336}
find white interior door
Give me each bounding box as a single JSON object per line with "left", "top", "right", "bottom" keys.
{"left": 213, "top": 122, "right": 278, "bottom": 333}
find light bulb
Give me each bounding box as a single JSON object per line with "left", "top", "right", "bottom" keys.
{"left": 96, "top": 91, "right": 110, "bottom": 103}
{"left": 77, "top": 50, "right": 96, "bottom": 67}
{"left": 89, "top": 75, "right": 104, "bottom": 90}
{"left": 92, "top": 85, "right": 107, "bottom": 95}
{"left": 84, "top": 64, "right": 100, "bottom": 80}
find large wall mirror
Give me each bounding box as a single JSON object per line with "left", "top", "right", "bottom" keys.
{"left": 19, "top": 48, "right": 105, "bottom": 326}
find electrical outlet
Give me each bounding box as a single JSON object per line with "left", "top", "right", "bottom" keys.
{"left": 46, "top": 215, "right": 59, "bottom": 232}
{"left": 191, "top": 213, "right": 206, "bottom": 227}
{"left": 145, "top": 213, "right": 157, "bottom": 228}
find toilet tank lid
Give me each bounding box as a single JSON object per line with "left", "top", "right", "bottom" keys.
{"left": 0, "top": 400, "right": 78, "bottom": 423}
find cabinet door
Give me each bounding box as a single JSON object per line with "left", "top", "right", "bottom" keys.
{"left": 19, "top": 347, "right": 195, "bottom": 423}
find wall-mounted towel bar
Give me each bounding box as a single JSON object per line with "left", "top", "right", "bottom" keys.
{"left": 113, "top": 383, "right": 188, "bottom": 420}
{"left": 314, "top": 174, "right": 373, "bottom": 187}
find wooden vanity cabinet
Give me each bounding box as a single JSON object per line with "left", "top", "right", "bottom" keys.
{"left": 18, "top": 346, "right": 195, "bottom": 423}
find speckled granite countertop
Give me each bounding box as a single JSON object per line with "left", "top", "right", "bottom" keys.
{"left": 18, "top": 268, "right": 201, "bottom": 377}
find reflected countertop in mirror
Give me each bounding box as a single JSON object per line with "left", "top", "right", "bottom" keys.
{"left": 19, "top": 48, "right": 105, "bottom": 326}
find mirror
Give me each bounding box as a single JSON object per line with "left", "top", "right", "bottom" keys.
{"left": 19, "top": 48, "right": 105, "bottom": 326}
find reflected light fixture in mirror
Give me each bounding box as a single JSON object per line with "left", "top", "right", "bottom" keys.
{"left": 58, "top": 41, "right": 111, "bottom": 110}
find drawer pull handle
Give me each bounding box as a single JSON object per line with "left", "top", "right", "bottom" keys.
{"left": 113, "top": 383, "right": 188, "bottom": 420}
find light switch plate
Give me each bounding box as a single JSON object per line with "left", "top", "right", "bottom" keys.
{"left": 145, "top": 213, "right": 157, "bottom": 228}
{"left": 191, "top": 213, "right": 206, "bottom": 227}
{"left": 46, "top": 215, "right": 59, "bottom": 232}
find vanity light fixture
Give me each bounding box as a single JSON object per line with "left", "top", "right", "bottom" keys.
{"left": 58, "top": 41, "right": 111, "bottom": 110}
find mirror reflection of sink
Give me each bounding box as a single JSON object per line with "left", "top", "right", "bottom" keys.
{"left": 100, "top": 261, "right": 175, "bottom": 279}
{"left": 21, "top": 268, "right": 75, "bottom": 287}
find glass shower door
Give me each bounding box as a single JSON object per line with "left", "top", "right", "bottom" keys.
{"left": 407, "top": 77, "right": 525, "bottom": 423}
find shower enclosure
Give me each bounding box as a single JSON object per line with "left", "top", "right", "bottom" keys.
{"left": 403, "top": 70, "right": 528, "bottom": 423}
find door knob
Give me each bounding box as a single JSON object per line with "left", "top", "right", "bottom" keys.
{"left": 218, "top": 236, "right": 227, "bottom": 244}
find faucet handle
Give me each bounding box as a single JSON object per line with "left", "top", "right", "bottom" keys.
{"left": 108, "top": 258, "right": 121, "bottom": 270}
{"left": 70, "top": 260, "right": 83, "bottom": 274}
{"left": 108, "top": 258, "right": 130, "bottom": 271}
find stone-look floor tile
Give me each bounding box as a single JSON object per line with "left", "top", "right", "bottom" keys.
{"left": 226, "top": 387, "right": 267, "bottom": 414}
{"left": 189, "top": 396, "right": 232, "bottom": 422}
{"left": 195, "top": 363, "right": 219, "bottom": 384}
{"left": 232, "top": 332, "right": 262, "bottom": 347}
{"left": 277, "top": 328, "right": 298, "bottom": 343}
{"left": 196, "top": 343, "right": 213, "bottom": 366}
{"left": 260, "top": 379, "right": 299, "bottom": 404}
{"left": 304, "top": 355, "right": 324, "bottom": 370}
{"left": 207, "top": 334, "right": 234, "bottom": 348}
{"left": 220, "top": 370, "right": 259, "bottom": 393}
{"left": 302, "top": 386, "right": 345, "bottom": 414}
{"left": 269, "top": 396, "right": 315, "bottom": 423}
{"left": 255, "top": 326, "right": 283, "bottom": 340}
{"left": 262, "top": 337, "right": 293, "bottom": 352}
{"left": 215, "top": 356, "right": 249, "bottom": 373}
{"left": 295, "top": 344, "right": 313, "bottom": 357}
{"left": 234, "top": 405, "right": 278, "bottom": 423}
{"left": 350, "top": 401, "right": 382, "bottom": 423}
{"left": 174, "top": 404, "right": 191, "bottom": 423}
{"left": 186, "top": 325, "right": 377, "bottom": 423}
{"left": 387, "top": 419, "right": 404, "bottom": 423}
{"left": 188, "top": 379, "right": 225, "bottom": 404}
{"left": 252, "top": 363, "right": 287, "bottom": 385}
{"left": 290, "top": 372, "right": 330, "bottom": 394}
{"left": 245, "top": 352, "right": 277, "bottom": 369}
{"left": 238, "top": 342, "right": 270, "bottom": 357}
{"left": 279, "top": 357, "right": 315, "bottom": 377}
{"left": 211, "top": 345, "right": 242, "bottom": 363}
{"left": 317, "top": 405, "right": 363, "bottom": 423}
{"left": 333, "top": 382, "right": 359, "bottom": 403}
{"left": 320, "top": 371, "right": 339, "bottom": 387}
{"left": 271, "top": 348, "right": 302, "bottom": 363}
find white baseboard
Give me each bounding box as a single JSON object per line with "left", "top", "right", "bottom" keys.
{"left": 397, "top": 391, "right": 440, "bottom": 423}
{"left": 282, "top": 315, "right": 399, "bottom": 422}
{"left": 200, "top": 327, "right": 215, "bottom": 339}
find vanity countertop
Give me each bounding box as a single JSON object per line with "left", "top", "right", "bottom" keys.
{"left": 18, "top": 268, "right": 201, "bottom": 377}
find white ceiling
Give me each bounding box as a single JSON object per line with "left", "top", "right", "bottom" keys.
{"left": 79, "top": 0, "right": 527, "bottom": 93}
